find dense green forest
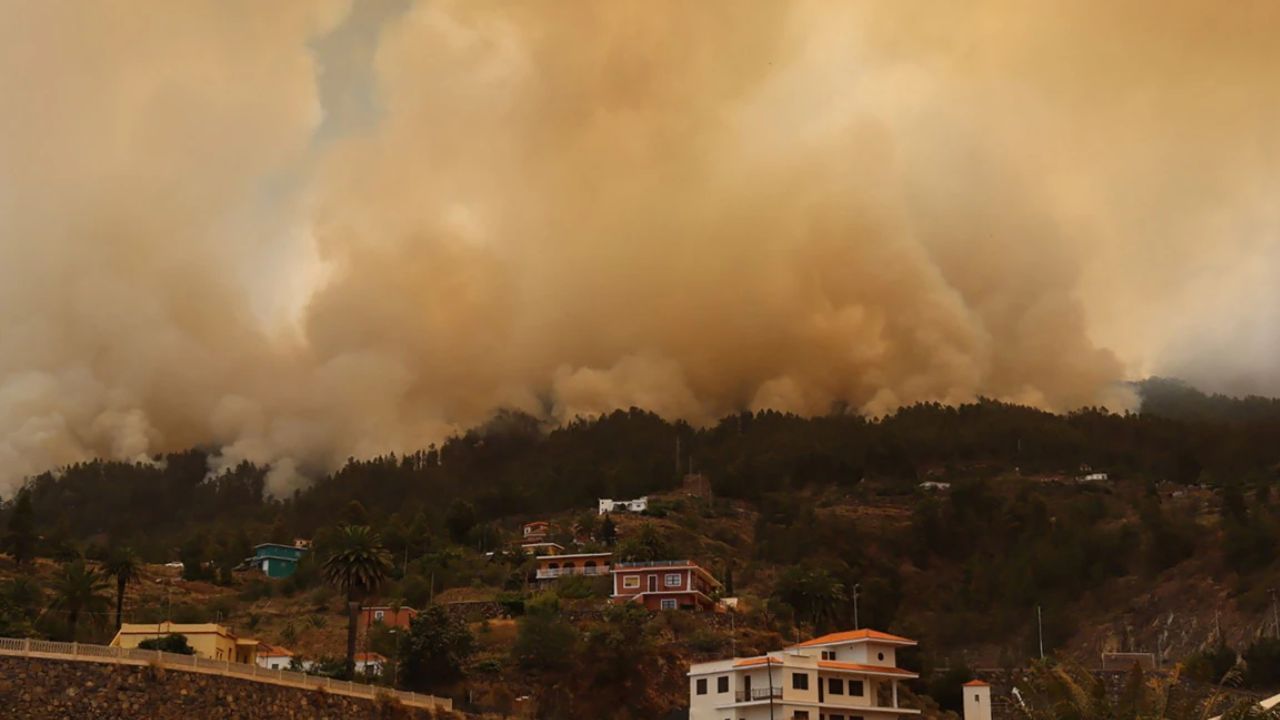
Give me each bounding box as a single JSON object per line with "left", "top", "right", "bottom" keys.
{"left": 7, "top": 377, "right": 1279, "bottom": 559}
{"left": 4, "top": 378, "right": 1280, "bottom": 717}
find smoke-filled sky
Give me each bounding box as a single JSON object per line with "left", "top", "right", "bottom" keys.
{"left": 1, "top": 1, "right": 1277, "bottom": 495}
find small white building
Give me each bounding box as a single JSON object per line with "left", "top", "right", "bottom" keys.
{"left": 688, "top": 628, "right": 920, "bottom": 719}
{"left": 598, "top": 496, "right": 648, "bottom": 515}
{"left": 963, "top": 680, "right": 992, "bottom": 720}
{"left": 256, "top": 642, "right": 313, "bottom": 671}
{"left": 255, "top": 643, "right": 294, "bottom": 670}
{"left": 355, "top": 652, "right": 387, "bottom": 676}
{"left": 919, "top": 481, "right": 952, "bottom": 492}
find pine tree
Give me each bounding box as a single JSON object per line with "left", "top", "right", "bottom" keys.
{"left": 599, "top": 514, "right": 617, "bottom": 547}
{"left": 2, "top": 490, "right": 36, "bottom": 566}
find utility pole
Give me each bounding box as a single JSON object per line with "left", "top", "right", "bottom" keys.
{"left": 675, "top": 436, "right": 681, "bottom": 478}
{"left": 1037, "top": 605, "right": 1045, "bottom": 660}
{"left": 766, "top": 656, "right": 775, "bottom": 720}
{"left": 853, "top": 583, "right": 861, "bottom": 630}
{"left": 730, "top": 612, "right": 736, "bottom": 658}
{"left": 1270, "top": 589, "right": 1279, "bottom": 637}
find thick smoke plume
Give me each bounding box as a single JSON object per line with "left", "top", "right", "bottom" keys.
{"left": 1, "top": 1, "right": 1277, "bottom": 494}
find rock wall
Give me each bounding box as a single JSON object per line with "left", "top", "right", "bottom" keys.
{"left": 0, "top": 656, "right": 460, "bottom": 720}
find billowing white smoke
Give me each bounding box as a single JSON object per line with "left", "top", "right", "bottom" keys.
{"left": 1, "top": 0, "right": 1277, "bottom": 495}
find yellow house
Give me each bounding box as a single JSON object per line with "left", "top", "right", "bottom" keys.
{"left": 110, "top": 622, "right": 259, "bottom": 664}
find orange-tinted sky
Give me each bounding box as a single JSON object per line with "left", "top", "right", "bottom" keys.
{"left": 0, "top": 1, "right": 1276, "bottom": 493}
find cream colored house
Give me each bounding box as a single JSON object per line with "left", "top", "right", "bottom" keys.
{"left": 110, "top": 622, "right": 258, "bottom": 664}
{"left": 688, "top": 629, "right": 919, "bottom": 720}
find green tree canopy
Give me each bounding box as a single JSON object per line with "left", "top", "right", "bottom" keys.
{"left": 2, "top": 489, "right": 37, "bottom": 566}
{"left": 399, "top": 603, "right": 474, "bottom": 692}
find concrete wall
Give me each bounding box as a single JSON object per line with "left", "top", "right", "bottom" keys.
{"left": 0, "top": 656, "right": 458, "bottom": 720}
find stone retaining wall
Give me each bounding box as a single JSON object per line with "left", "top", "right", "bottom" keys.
{"left": 0, "top": 655, "right": 462, "bottom": 720}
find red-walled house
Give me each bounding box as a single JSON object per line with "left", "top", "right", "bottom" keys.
{"left": 611, "top": 560, "right": 721, "bottom": 611}
{"left": 522, "top": 521, "right": 550, "bottom": 543}
{"left": 358, "top": 605, "right": 418, "bottom": 633}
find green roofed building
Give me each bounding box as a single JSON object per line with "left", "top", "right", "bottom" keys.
{"left": 247, "top": 542, "right": 307, "bottom": 579}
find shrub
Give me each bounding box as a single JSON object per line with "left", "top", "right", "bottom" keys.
{"left": 1184, "top": 644, "right": 1237, "bottom": 683}
{"left": 555, "top": 574, "right": 606, "bottom": 599}
{"left": 138, "top": 633, "right": 195, "bottom": 655}
{"left": 1244, "top": 638, "right": 1280, "bottom": 687}
{"left": 496, "top": 592, "right": 525, "bottom": 618}
{"left": 239, "top": 579, "right": 273, "bottom": 602}
{"left": 688, "top": 628, "right": 727, "bottom": 654}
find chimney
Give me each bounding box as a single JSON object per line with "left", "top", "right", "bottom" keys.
{"left": 963, "top": 679, "right": 992, "bottom": 720}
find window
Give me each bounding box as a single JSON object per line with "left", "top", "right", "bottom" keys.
{"left": 877, "top": 652, "right": 885, "bottom": 661}
{"left": 821, "top": 650, "right": 836, "bottom": 660}
{"left": 975, "top": 694, "right": 982, "bottom": 702}
{"left": 696, "top": 678, "right": 707, "bottom": 695}
{"left": 832, "top": 715, "right": 845, "bottom": 720}
{"left": 660, "top": 598, "right": 678, "bottom": 610}
{"left": 373, "top": 610, "right": 385, "bottom": 621}
{"left": 665, "top": 573, "right": 683, "bottom": 587}
{"left": 849, "top": 680, "right": 865, "bottom": 696}
{"left": 717, "top": 676, "right": 729, "bottom": 693}
{"left": 623, "top": 575, "right": 641, "bottom": 589}
{"left": 828, "top": 677, "right": 844, "bottom": 695}
{"left": 792, "top": 672, "right": 809, "bottom": 690}
{"left": 794, "top": 713, "right": 809, "bottom": 720}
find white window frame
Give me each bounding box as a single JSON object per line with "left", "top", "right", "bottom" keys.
{"left": 665, "top": 573, "right": 683, "bottom": 587}
{"left": 623, "top": 575, "right": 641, "bottom": 589}
{"left": 373, "top": 610, "right": 385, "bottom": 621}
{"left": 660, "top": 598, "right": 678, "bottom": 610}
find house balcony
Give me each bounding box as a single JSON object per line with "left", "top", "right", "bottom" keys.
{"left": 535, "top": 566, "right": 610, "bottom": 580}
{"left": 614, "top": 560, "right": 697, "bottom": 570}
{"left": 735, "top": 686, "right": 783, "bottom": 702}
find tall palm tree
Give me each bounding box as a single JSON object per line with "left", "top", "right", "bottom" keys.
{"left": 49, "top": 559, "right": 111, "bottom": 641}
{"left": 323, "top": 525, "right": 392, "bottom": 680}
{"left": 104, "top": 548, "right": 141, "bottom": 629}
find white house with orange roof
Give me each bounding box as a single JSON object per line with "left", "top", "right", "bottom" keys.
{"left": 255, "top": 642, "right": 294, "bottom": 670}
{"left": 688, "top": 628, "right": 920, "bottom": 720}
{"left": 962, "top": 679, "right": 992, "bottom": 720}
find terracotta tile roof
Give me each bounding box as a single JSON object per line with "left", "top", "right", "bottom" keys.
{"left": 818, "top": 660, "right": 918, "bottom": 677}
{"left": 731, "top": 655, "right": 917, "bottom": 677}
{"left": 792, "top": 629, "right": 916, "bottom": 647}
{"left": 733, "top": 656, "right": 783, "bottom": 667}
{"left": 257, "top": 643, "right": 293, "bottom": 657}
{"left": 964, "top": 679, "right": 991, "bottom": 687}
{"left": 354, "top": 652, "right": 387, "bottom": 663}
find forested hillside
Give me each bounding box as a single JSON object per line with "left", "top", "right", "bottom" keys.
{"left": 4, "top": 386, "right": 1280, "bottom": 716}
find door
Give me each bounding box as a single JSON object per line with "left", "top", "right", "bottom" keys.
{"left": 648, "top": 575, "right": 657, "bottom": 592}
{"left": 743, "top": 674, "right": 752, "bottom": 701}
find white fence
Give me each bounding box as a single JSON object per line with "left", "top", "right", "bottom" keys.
{"left": 0, "top": 637, "right": 451, "bottom": 711}
{"left": 534, "top": 566, "right": 610, "bottom": 579}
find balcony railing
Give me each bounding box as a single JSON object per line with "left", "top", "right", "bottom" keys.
{"left": 535, "top": 566, "right": 610, "bottom": 579}
{"left": 735, "top": 686, "right": 783, "bottom": 702}
{"left": 614, "top": 560, "right": 695, "bottom": 569}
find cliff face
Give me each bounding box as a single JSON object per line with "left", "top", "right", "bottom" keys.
{"left": 0, "top": 656, "right": 456, "bottom": 720}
